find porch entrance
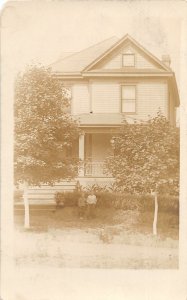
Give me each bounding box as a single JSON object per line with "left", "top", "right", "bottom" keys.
{"left": 78, "top": 131, "right": 114, "bottom": 177}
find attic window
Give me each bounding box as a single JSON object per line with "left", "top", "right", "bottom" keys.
{"left": 122, "top": 54, "right": 135, "bottom": 67}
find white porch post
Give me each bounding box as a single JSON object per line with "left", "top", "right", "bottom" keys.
{"left": 79, "top": 133, "right": 85, "bottom": 176}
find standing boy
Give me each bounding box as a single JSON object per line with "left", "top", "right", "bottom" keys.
{"left": 77, "top": 192, "right": 86, "bottom": 219}
{"left": 86, "top": 190, "right": 97, "bottom": 219}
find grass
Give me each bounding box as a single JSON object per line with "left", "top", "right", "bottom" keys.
{"left": 14, "top": 207, "right": 179, "bottom": 269}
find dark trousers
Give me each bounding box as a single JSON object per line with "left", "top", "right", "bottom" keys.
{"left": 78, "top": 206, "right": 85, "bottom": 217}
{"left": 87, "top": 204, "right": 96, "bottom": 218}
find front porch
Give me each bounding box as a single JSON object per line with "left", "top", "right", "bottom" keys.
{"left": 84, "top": 160, "right": 106, "bottom": 177}
{"left": 76, "top": 127, "right": 118, "bottom": 178}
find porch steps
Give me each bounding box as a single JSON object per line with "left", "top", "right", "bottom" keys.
{"left": 14, "top": 181, "right": 77, "bottom": 211}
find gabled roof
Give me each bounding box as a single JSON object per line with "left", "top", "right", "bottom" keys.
{"left": 84, "top": 34, "right": 171, "bottom": 72}
{"left": 50, "top": 34, "right": 172, "bottom": 75}
{"left": 50, "top": 36, "right": 118, "bottom": 73}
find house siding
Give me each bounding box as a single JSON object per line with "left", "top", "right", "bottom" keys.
{"left": 88, "top": 81, "right": 168, "bottom": 118}
{"left": 71, "top": 81, "right": 168, "bottom": 120}
{"left": 72, "top": 84, "right": 90, "bottom": 114}
{"left": 169, "top": 92, "right": 176, "bottom": 126}
{"left": 137, "top": 82, "right": 168, "bottom": 119}
{"left": 98, "top": 45, "right": 158, "bottom": 70}
{"left": 91, "top": 83, "right": 120, "bottom": 113}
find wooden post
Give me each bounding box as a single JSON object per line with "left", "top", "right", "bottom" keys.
{"left": 153, "top": 192, "right": 158, "bottom": 235}
{"left": 78, "top": 134, "right": 85, "bottom": 176}
{"left": 23, "top": 181, "right": 30, "bottom": 229}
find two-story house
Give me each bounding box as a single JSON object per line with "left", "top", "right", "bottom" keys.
{"left": 50, "top": 34, "right": 179, "bottom": 187}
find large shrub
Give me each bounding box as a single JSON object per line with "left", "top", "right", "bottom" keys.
{"left": 55, "top": 191, "right": 81, "bottom": 207}
{"left": 139, "top": 194, "right": 178, "bottom": 213}
{"left": 54, "top": 191, "right": 179, "bottom": 213}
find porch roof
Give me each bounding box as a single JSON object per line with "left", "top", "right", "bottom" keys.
{"left": 75, "top": 113, "right": 138, "bottom": 126}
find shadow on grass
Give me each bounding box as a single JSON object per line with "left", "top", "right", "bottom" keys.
{"left": 14, "top": 206, "right": 179, "bottom": 240}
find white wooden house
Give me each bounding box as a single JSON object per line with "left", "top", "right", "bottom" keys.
{"left": 17, "top": 34, "right": 180, "bottom": 211}
{"left": 50, "top": 34, "right": 179, "bottom": 186}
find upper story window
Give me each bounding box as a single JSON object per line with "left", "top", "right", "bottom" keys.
{"left": 122, "top": 54, "right": 135, "bottom": 67}
{"left": 121, "top": 85, "right": 136, "bottom": 113}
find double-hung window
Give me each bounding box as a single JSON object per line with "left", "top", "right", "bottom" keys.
{"left": 121, "top": 85, "right": 136, "bottom": 113}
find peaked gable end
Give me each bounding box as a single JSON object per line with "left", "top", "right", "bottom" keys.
{"left": 91, "top": 43, "right": 162, "bottom": 71}
{"left": 84, "top": 35, "right": 171, "bottom": 72}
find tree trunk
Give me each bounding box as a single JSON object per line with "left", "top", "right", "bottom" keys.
{"left": 153, "top": 193, "right": 158, "bottom": 235}
{"left": 23, "top": 181, "right": 30, "bottom": 229}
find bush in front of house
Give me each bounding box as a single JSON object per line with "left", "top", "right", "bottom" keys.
{"left": 54, "top": 190, "right": 179, "bottom": 214}
{"left": 95, "top": 192, "right": 141, "bottom": 210}
{"left": 55, "top": 191, "right": 82, "bottom": 207}
{"left": 136, "top": 193, "right": 179, "bottom": 214}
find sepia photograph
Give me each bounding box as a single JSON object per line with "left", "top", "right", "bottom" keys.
{"left": 1, "top": 1, "right": 187, "bottom": 300}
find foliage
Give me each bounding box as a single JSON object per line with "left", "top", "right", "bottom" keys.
{"left": 83, "top": 183, "right": 113, "bottom": 193}
{"left": 55, "top": 191, "right": 81, "bottom": 207}
{"left": 139, "top": 194, "right": 179, "bottom": 213}
{"left": 105, "top": 112, "right": 179, "bottom": 195}
{"left": 14, "top": 65, "right": 80, "bottom": 185}
{"left": 54, "top": 191, "right": 179, "bottom": 213}
{"left": 96, "top": 192, "right": 140, "bottom": 210}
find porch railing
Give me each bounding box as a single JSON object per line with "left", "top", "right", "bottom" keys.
{"left": 84, "top": 161, "right": 109, "bottom": 177}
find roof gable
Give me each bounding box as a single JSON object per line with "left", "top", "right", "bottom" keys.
{"left": 89, "top": 43, "right": 161, "bottom": 71}
{"left": 84, "top": 34, "right": 171, "bottom": 73}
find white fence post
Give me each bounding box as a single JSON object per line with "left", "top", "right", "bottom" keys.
{"left": 153, "top": 192, "right": 158, "bottom": 235}
{"left": 23, "top": 181, "right": 30, "bottom": 229}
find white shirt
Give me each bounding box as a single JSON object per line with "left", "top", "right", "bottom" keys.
{"left": 87, "top": 195, "right": 97, "bottom": 204}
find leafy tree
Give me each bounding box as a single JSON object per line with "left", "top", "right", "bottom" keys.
{"left": 14, "top": 65, "right": 80, "bottom": 227}
{"left": 106, "top": 112, "right": 179, "bottom": 235}
{"left": 15, "top": 65, "right": 80, "bottom": 185}
{"left": 106, "top": 112, "right": 179, "bottom": 195}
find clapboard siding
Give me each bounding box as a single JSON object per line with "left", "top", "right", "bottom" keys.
{"left": 72, "top": 84, "right": 90, "bottom": 114}
{"left": 88, "top": 81, "right": 167, "bottom": 118}
{"left": 137, "top": 82, "right": 168, "bottom": 119}
{"left": 72, "top": 80, "right": 168, "bottom": 120}
{"left": 136, "top": 52, "right": 156, "bottom": 69}
{"left": 169, "top": 92, "right": 176, "bottom": 126}
{"left": 92, "top": 83, "right": 120, "bottom": 113}
{"left": 99, "top": 45, "right": 158, "bottom": 70}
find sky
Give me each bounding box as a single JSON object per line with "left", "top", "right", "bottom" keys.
{"left": 1, "top": 1, "right": 186, "bottom": 84}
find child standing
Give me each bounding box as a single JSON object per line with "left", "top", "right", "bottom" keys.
{"left": 86, "top": 190, "right": 97, "bottom": 219}
{"left": 77, "top": 192, "right": 86, "bottom": 219}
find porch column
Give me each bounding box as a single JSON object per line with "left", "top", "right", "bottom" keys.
{"left": 78, "top": 133, "right": 85, "bottom": 176}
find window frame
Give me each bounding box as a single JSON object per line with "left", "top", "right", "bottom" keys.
{"left": 121, "top": 84, "right": 137, "bottom": 114}
{"left": 122, "top": 53, "right": 135, "bottom": 67}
